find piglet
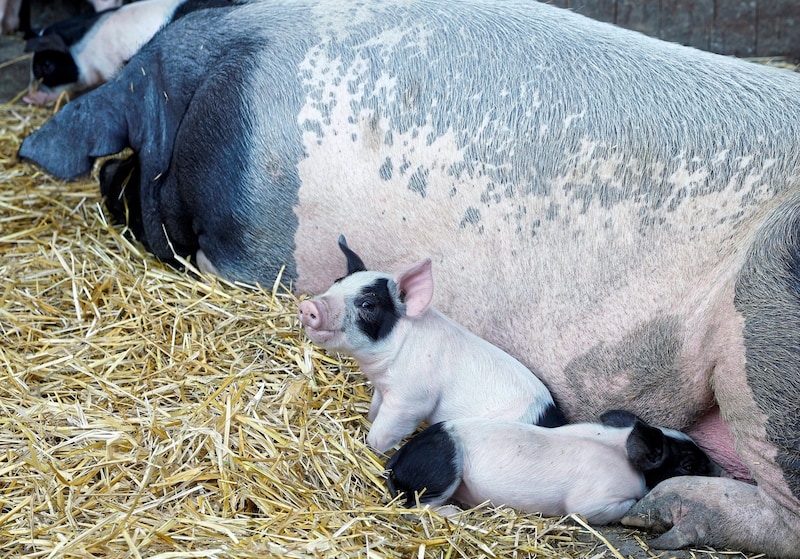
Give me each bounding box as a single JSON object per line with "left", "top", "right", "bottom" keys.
{"left": 297, "top": 236, "right": 565, "bottom": 453}
{"left": 23, "top": 0, "right": 231, "bottom": 106}
{"left": 385, "top": 412, "right": 721, "bottom": 524}
{"left": 23, "top": 0, "right": 182, "bottom": 105}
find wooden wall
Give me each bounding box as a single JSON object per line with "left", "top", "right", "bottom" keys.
{"left": 549, "top": 1, "right": 800, "bottom": 58}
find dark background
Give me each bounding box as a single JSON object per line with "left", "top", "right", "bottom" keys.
{"left": 552, "top": 0, "right": 800, "bottom": 58}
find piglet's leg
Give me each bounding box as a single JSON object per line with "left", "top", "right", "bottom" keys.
{"left": 367, "top": 390, "right": 383, "bottom": 422}
{"left": 622, "top": 476, "right": 800, "bottom": 557}
{"left": 366, "top": 406, "right": 423, "bottom": 453}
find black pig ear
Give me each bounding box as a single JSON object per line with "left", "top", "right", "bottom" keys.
{"left": 338, "top": 234, "right": 367, "bottom": 275}
{"left": 599, "top": 409, "right": 641, "bottom": 428}
{"left": 25, "top": 32, "right": 68, "bottom": 54}
{"left": 626, "top": 420, "right": 667, "bottom": 471}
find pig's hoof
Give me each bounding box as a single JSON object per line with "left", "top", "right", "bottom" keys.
{"left": 196, "top": 249, "right": 220, "bottom": 276}
{"left": 622, "top": 477, "right": 716, "bottom": 550}
{"left": 434, "top": 504, "right": 465, "bottom": 517}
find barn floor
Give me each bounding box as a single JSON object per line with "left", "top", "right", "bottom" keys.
{"left": 0, "top": 6, "right": 770, "bottom": 559}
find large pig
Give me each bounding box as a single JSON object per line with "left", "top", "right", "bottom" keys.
{"left": 385, "top": 412, "right": 721, "bottom": 524}
{"left": 16, "top": 0, "right": 800, "bottom": 555}
{"left": 298, "top": 236, "right": 565, "bottom": 452}
{"left": 23, "top": 0, "right": 234, "bottom": 106}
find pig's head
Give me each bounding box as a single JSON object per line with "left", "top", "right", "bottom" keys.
{"left": 600, "top": 409, "right": 724, "bottom": 489}
{"left": 23, "top": 11, "right": 109, "bottom": 106}
{"left": 25, "top": 9, "right": 110, "bottom": 105}
{"left": 297, "top": 235, "right": 434, "bottom": 358}
{"left": 24, "top": 33, "right": 78, "bottom": 106}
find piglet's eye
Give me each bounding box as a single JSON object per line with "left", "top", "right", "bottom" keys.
{"left": 360, "top": 300, "right": 374, "bottom": 310}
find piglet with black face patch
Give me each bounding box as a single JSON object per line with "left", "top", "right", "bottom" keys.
{"left": 297, "top": 236, "right": 565, "bottom": 453}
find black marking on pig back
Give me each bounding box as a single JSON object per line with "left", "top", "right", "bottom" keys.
{"left": 354, "top": 278, "right": 399, "bottom": 342}
{"left": 385, "top": 422, "right": 461, "bottom": 507}
{"left": 599, "top": 409, "right": 642, "bottom": 428}
{"left": 734, "top": 201, "right": 800, "bottom": 499}
{"left": 535, "top": 403, "right": 568, "bottom": 428}
{"left": 172, "top": 0, "right": 239, "bottom": 19}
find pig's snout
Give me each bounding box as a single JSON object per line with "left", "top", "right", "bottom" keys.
{"left": 298, "top": 299, "right": 326, "bottom": 330}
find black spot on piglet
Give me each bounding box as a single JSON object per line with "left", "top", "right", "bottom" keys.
{"left": 385, "top": 422, "right": 462, "bottom": 507}
{"left": 354, "top": 278, "right": 400, "bottom": 341}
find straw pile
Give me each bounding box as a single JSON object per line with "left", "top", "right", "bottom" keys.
{"left": 0, "top": 104, "right": 744, "bottom": 559}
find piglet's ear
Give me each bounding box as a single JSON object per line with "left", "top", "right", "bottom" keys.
{"left": 395, "top": 258, "right": 433, "bottom": 318}
{"left": 338, "top": 234, "right": 367, "bottom": 275}
{"left": 626, "top": 420, "right": 667, "bottom": 471}
{"left": 25, "top": 33, "right": 68, "bottom": 54}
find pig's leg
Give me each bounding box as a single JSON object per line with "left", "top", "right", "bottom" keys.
{"left": 367, "top": 390, "right": 383, "bottom": 422}
{"left": 1, "top": 0, "right": 21, "bottom": 33}
{"left": 626, "top": 201, "right": 800, "bottom": 557}
{"left": 196, "top": 249, "right": 220, "bottom": 277}
{"left": 367, "top": 405, "right": 424, "bottom": 453}
{"left": 623, "top": 477, "right": 800, "bottom": 556}
{"left": 577, "top": 498, "right": 640, "bottom": 526}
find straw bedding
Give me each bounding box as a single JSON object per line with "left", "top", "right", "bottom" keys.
{"left": 0, "top": 104, "right": 747, "bottom": 559}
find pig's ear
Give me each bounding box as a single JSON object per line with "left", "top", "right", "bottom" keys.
{"left": 395, "top": 258, "right": 433, "bottom": 317}
{"left": 338, "top": 234, "right": 367, "bottom": 275}
{"left": 598, "top": 409, "right": 641, "bottom": 428}
{"left": 625, "top": 420, "right": 667, "bottom": 471}
{"left": 18, "top": 90, "right": 129, "bottom": 179}
{"left": 25, "top": 33, "right": 68, "bottom": 54}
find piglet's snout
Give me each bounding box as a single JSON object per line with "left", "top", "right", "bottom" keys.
{"left": 298, "top": 299, "right": 326, "bottom": 330}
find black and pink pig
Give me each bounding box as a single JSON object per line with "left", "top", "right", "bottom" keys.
{"left": 297, "top": 236, "right": 566, "bottom": 452}
{"left": 385, "top": 411, "right": 721, "bottom": 524}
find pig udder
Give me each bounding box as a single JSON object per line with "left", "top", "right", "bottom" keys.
{"left": 688, "top": 406, "right": 755, "bottom": 483}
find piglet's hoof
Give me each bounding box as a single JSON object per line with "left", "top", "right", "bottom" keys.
{"left": 622, "top": 476, "right": 720, "bottom": 550}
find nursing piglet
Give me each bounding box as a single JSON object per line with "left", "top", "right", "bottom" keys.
{"left": 297, "top": 236, "right": 565, "bottom": 452}
{"left": 385, "top": 412, "right": 721, "bottom": 524}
